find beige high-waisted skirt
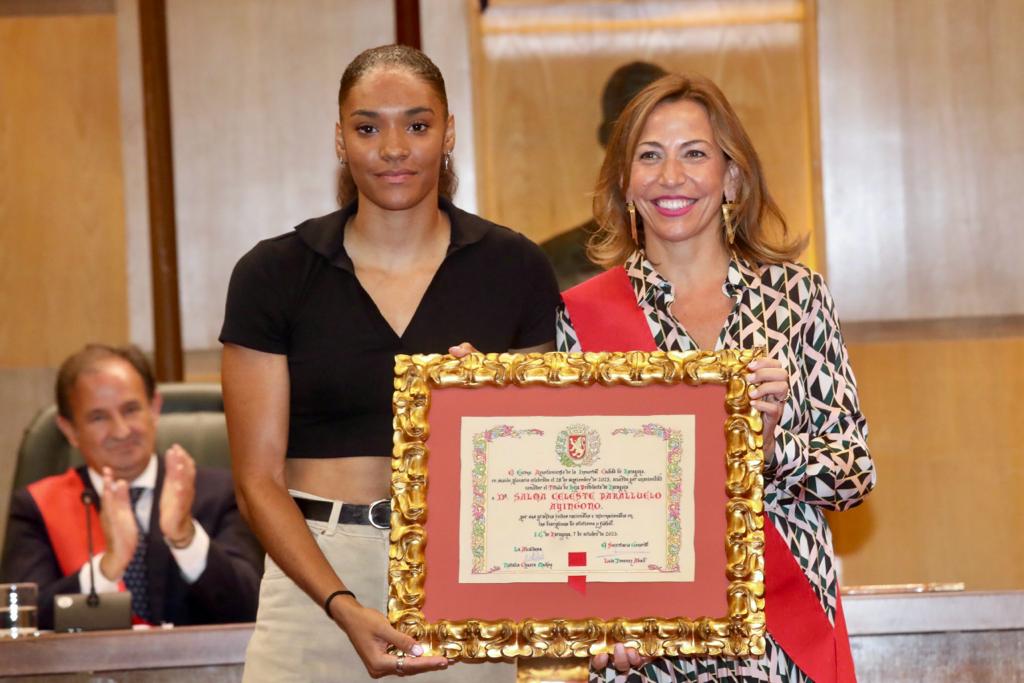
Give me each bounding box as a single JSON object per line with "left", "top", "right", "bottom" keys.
{"left": 243, "top": 491, "right": 515, "bottom": 682}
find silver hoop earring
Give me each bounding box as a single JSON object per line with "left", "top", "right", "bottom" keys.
{"left": 443, "top": 151, "right": 451, "bottom": 172}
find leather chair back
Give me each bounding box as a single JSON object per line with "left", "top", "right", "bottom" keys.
{"left": 13, "top": 383, "right": 228, "bottom": 489}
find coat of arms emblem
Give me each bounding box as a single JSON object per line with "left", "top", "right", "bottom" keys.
{"left": 555, "top": 423, "right": 601, "bottom": 467}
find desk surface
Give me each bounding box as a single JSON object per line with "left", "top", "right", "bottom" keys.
{"left": 3, "top": 591, "right": 1023, "bottom": 678}
{"left": 0, "top": 622, "right": 253, "bottom": 678}
{"left": 844, "top": 589, "right": 1024, "bottom": 636}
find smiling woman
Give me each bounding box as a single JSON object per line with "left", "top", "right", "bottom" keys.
{"left": 219, "top": 45, "right": 560, "bottom": 683}
{"left": 589, "top": 74, "right": 801, "bottom": 271}
{"left": 627, "top": 99, "right": 738, "bottom": 260}
{"left": 558, "top": 73, "right": 874, "bottom": 683}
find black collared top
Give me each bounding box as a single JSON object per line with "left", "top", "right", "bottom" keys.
{"left": 219, "top": 197, "right": 560, "bottom": 458}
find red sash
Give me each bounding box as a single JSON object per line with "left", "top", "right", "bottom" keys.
{"left": 563, "top": 267, "right": 856, "bottom": 683}
{"left": 27, "top": 470, "right": 107, "bottom": 576}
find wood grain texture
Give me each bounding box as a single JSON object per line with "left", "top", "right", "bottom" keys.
{"left": 159, "top": 0, "right": 393, "bottom": 349}
{"left": 843, "top": 591, "right": 1024, "bottom": 636}
{"left": 0, "top": 13, "right": 128, "bottom": 367}
{"left": 395, "top": 0, "right": 421, "bottom": 49}
{"left": 817, "top": 0, "right": 1024, "bottom": 321}
{"left": 849, "top": 631, "right": 1024, "bottom": 683}
{"left": 800, "top": 0, "right": 826, "bottom": 276}
{"left": 0, "top": 623, "right": 252, "bottom": 677}
{"left": 830, "top": 336, "right": 1024, "bottom": 591}
{"left": 116, "top": 0, "right": 154, "bottom": 352}
{"left": 0, "top": 0, "right": 112, "bottom": 16}
{"left": 843, "top": 315, "right": 1024, "bottom": 344}
{"left": 817, "top": 0, "right": 1024, "bottom": 591}
{"left": 0, "top": 666, "right": 242, "bottom": 683}
{"left": 139, "top": 0, "right": 183, "bottom": 380}
{"left": 420, "top": 0, "right": 479, "bottom": 213}
{"left": 474, "top": 1, "right": 819, "bottom": 269}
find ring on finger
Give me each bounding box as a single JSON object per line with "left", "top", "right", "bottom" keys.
{"left": 395, "top": 654, "right": 405, "bottom": 676}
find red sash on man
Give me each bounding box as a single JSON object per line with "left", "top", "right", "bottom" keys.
{"left": 28, "top": 469, "right": 160, "bottom": 626}
{"left": 563, "top": 267, "right": 856, "bottom": 683}
{"left": 27, "top": 470, "right": 107, "bottom": 576}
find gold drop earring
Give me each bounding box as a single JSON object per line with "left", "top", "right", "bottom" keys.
{"left": 626, "top": 200, "right": 638, "bottom": 245}
{"left": 721, "top": 200, "right": 738, "bottom": 245}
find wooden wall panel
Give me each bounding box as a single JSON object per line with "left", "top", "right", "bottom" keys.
{"left": 818, "top": 0, "right": 1024, "bottom": 321}
{"left": 829, "top": 336, "right": 1024, "bottom": 590}
{"left": 0, "top": 12, "right": 128, "bottom": 367}
{"left": 157, "top": 0, "right": 393, "bottom": 349}
{"left": 816, "top": 0, "right": 1024, "bottom": 592}
{"left": 115, "top": 0, "right": 153, "bottom": 352}
{"left": 421, "top": 0, "right": 479, "bottom": 213}
{"left": 473, "top": 1, "right": 820, "bottom": 268}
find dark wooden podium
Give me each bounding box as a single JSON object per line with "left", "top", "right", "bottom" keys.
{"left": 1, "top": 623, "right": 251, "bottom": 681}
{"left": 3, "top": 592, "right": 1024, "bottom": 682}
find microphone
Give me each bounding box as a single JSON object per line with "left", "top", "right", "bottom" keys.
{"left": 53, "top": 490, "right": 131, "bottom": 631}
{"left": 80, "top": 490, "right": 100, "bottom": 607}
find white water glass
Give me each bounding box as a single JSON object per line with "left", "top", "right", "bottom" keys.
{"left": 0, "top": 582, "right": 38, "bottom": 638}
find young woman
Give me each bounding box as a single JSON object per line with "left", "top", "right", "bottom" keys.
{"left": 220, "top": 45, "right": 559, "bottom": 682}
{"left": 559, "top": 73, "right": 875, "bottom": 683}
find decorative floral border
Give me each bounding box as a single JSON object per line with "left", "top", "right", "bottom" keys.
{"left": 471, "top": 425, "right": 544, "bottom": 574}
{"left": 610, "top": 423, "right": 683, "bottom": 572}
{"left": 391, "top": 349, "right": 766, "bottom": 659}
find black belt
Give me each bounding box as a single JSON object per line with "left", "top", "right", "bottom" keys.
{"left": 292, "top": 496, "right": 391, "bottom": 529}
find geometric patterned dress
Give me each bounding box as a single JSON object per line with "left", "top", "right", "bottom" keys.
{"left": 556, "top": 251, "right": 876, "bottom": 683}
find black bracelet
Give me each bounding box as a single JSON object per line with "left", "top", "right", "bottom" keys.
{"left": 323, "top": 589, "right": 356, "bottom": 616}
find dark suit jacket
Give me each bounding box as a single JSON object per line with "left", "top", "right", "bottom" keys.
{"left": 1, "top": 460, "right": 263, "bottom": 629}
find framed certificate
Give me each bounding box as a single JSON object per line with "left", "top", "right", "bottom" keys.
{"left": 389, "top": 350, "right": 766, "bottom": 660}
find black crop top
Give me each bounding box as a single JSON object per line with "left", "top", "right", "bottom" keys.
{"left": 219, "top": 198, "right": 561, "bottom": 458}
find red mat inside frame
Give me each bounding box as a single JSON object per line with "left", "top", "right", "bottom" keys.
{"left": 418, "top": 382, "right": 730, "bottom": 623}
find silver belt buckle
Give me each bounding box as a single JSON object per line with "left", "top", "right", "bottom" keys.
{"left": 367, "top": 499, "right": 390, "bottom": 529}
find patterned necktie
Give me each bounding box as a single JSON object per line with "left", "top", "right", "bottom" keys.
{"left": 124, "top": 487, "right": 151, "bottom": 622}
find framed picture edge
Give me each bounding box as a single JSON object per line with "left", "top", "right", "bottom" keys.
{"left": 389, "top": 349, "right": 767, "bottom": 659}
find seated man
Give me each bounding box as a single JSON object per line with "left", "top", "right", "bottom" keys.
{"left": 1, "top": 344, "right": 261, "bottom": 629}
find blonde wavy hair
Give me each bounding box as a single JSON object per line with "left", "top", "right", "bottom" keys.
{"left": 589, "top": 73, "right": 805, "bottom": 267}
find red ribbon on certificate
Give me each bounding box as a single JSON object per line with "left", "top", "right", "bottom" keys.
{"left": 567, "top": 552, "right": 587, "bottom": 594}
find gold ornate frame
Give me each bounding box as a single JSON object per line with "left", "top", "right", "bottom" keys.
{"left": 390, "top": 349, "right": 766, "bottom": 659}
